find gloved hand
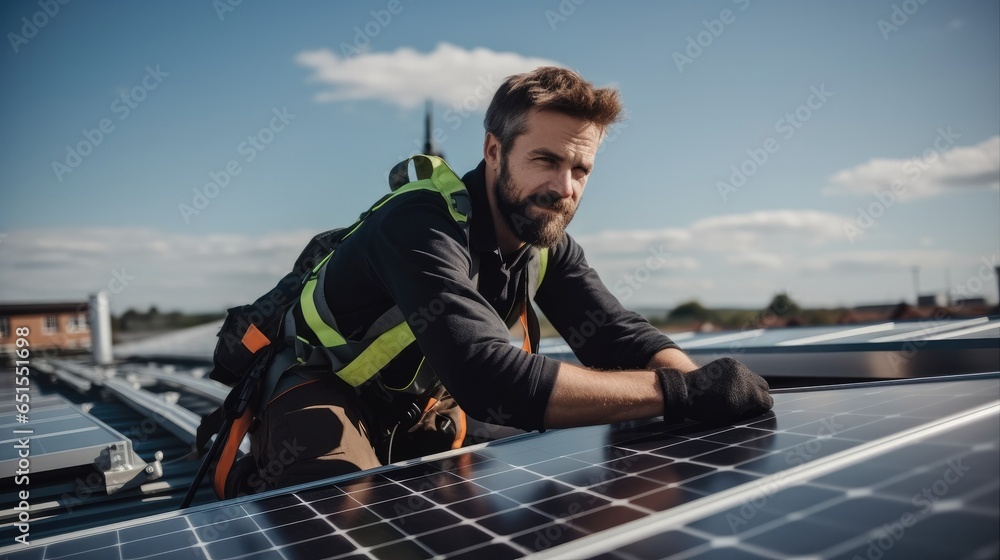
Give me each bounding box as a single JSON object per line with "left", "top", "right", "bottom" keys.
{"left": 656, "top": 357, "right": 773, "bottom": 424}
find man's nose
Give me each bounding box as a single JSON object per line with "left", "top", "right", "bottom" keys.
{"left": 548, "top": 169, "right": 575, "bottom": 200}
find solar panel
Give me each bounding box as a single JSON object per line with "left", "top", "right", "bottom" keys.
{"left": 688, "top": 319, "right": 1000, "bottom": 349}
{"left": 3, "top": 374, "right": 996, "bottom": 559}
{"left": 0, "top": 394, "right": 138, "bottom": 477}
{"left": 535, "top": 319, "right": 1000, "bottom": 381}
{"left": 559, "top": 401, "right": 999, "bottom": 559}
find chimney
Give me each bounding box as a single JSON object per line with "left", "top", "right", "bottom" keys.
{"left": 89, "top": 292, "right": 113, "bottom": 365}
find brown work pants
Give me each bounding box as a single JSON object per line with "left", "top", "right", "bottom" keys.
{"left": 247, "top": 372, "right": 465, "bottom": 494}
{"left": 248, "top": 372, "right": 381, "bottom": 494}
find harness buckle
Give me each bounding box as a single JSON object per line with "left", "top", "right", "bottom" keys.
{"left": 450, "top": 191, "right": 472, "bottom": 218}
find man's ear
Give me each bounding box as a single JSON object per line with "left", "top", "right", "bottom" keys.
{"left": 484, "top": 133, "right": 501, "bottom": 172}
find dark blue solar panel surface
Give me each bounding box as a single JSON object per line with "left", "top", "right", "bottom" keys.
{"left": 3, "top": 374, "right": 997, "bottom": 560}
{"left": 577, "top": 401, "right": 999, "bottom": 560}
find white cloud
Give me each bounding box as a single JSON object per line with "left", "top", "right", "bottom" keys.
{"left": 822, "top": 135, "right": 1000, "bottom": 200}
{"left": 948, "top": 19, "right": 963, "bottom": 30}
{"left": 0, "top": 228, "right": 315, "bottom": 313}
{"left": 690, "top": 210, "right": 848, "bottom": 250}
{"left": 727, "top": 252, "right": 785, "bottom": 269}
{"left": 576, "top": 210, "right": 849, "bottom": 257}
{"left": 593, "top": 256, "right": 700, "bottom": 277}
{"left": 295, "top": 42, "right": 562, "bottom": 110}
{"left": 800, "top": 250, "right": 966, "bottom": 273}
{"left": 575, "top": 228, "right": 690, "bottom": 254}
{"left": 572, "top": 209, "right": 857, "bottom": 307}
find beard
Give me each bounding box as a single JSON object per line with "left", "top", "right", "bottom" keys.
{"left": 495, "top": 156, "right": 577, "bottom": 249}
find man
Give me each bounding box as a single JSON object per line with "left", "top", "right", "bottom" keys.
{"left": 250, "top": 67, "right": 772, "bottom": 492}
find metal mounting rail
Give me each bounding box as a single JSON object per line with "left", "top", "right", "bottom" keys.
{"left": 46, "top": 359, "right": 107, "bottom": 384}
{"left": 41, "top": 359, "right": 206, "bottom": 447}
{"left": 118, "top": 363, "right": 229, "bottom": 404}
{"left": 100, "top": 377, "right": 201, "bottom": 446}
{"left": 34, "top": 360, "right": 93, "bottom": 393}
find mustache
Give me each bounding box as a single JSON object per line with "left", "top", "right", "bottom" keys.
{"left": 528, "top": 192, "right": 574, "bottom": 212}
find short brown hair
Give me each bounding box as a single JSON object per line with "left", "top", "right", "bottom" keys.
{"left": 484, "top": 66, "right": 623, "bottom": 153}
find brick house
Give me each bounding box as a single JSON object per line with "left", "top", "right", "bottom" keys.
{"left": 0, "top": 302, "right": 91, "bottom": 357}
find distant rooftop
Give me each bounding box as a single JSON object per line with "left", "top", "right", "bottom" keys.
{"left": 0, "top": 301, "right": 88, "bottom": 315}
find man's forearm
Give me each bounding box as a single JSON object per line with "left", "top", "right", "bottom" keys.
{"left": 541, "top": 348, "right": 698, "bottom": 429}
{"left": 542, "top": 362, "right": 664, "bottom": 428}
{"left": 646, "top": 347, "right": 699, "bottom": 372}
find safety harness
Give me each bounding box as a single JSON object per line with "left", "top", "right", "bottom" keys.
{"left": 185, "top": 155, "right": 548, "bottom": 504}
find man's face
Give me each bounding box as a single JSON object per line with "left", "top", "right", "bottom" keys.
{"left": 494, "top": 110, "right": 602, "bottom": 248}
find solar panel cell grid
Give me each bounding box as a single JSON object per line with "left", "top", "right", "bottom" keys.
{"left": 4, "top": 375, "right": 996, "bottom": 560}
{"left": 575, "top": 408, "right": 998, "bottom": 559}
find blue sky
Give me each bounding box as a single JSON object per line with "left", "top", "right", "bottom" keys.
{"left": 1, "top": 0, "right": 998, "bottom": 314}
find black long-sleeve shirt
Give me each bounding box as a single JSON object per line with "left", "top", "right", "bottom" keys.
{"left": 321, "top": 160, "right": 678, "bottom": 430}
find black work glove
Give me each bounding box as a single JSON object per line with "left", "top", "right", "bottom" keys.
{"left": 656, "top": 357, "right": 773, "bottom": 424}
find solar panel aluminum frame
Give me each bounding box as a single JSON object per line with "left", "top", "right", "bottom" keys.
{"left": 691, "top": 337, "right": 1000, "bottom": 380}
{"left": 0, "top": 394, "right": 163, "bottom": 495}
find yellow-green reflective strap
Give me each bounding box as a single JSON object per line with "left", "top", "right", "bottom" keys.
{"left": 310, "top": 248, "right": 334, "bottom": 275}
{"left": 335, "top": 321, "right": 416, "bottom": 387}
{"left": 537, "top": 248, "right": 548, "bottom": 290}
{"left": 373, "top": 179, "right": 468, "bottom": 224}
{"left": 300, "top": 277, "right": 347, "bottom": 348}
{"left": 373, "top": 156, "right": 468, "bottom": 223}
{"left": 338, "top": 159, "right": 468, "bottom": 246}
{"left": 298, "top": 154, "right": 467, "bottom": 385}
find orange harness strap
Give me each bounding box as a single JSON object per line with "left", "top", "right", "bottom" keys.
{"left": 213, "top": 402, "right": 255, "bottom": 499}
{"left": 212, "top": 377, "right": 322, "bottom": 499}
{"left": 451, "top": 408, "right": 467, "bottom": 450}
{"left": 519, "top": 302, "right": 532, "bottom": 352}
{"left": 212, "top": 325, "right": 276, "bottom": 500}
